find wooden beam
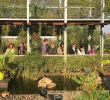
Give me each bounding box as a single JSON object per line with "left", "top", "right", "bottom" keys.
{"left": 13, "top": 22, "right": 24, "bottom": 25}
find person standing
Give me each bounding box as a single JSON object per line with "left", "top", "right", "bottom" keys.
{"left": 41, "top": 39, "right": 49, "bottom": 55}
{"left": 18, "top": 42, "right": 26, "bottom": 55}
{"left": 77, "top": 45, "right": 85, "bottom": 55}
{"left": 4, "top": 43, "right": 15, "bottom": 56}
{"left": 68, "top": 44, "right": 77, "bottom": 54}
{"left": 57, "top": 42, "right": 64, "bottom": 55}
{"left": 48, "top": 42, "right": 56, "bottom": 55}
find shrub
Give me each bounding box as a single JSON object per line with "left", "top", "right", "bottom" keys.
{"left": 15, "top": 54, "right": 102, "bottom": 79}
{"left": 14, "top": 52, "right": 46, "bottom": 80}
{"left": 72, "top": 71, "right": 102, "bottom": 92}
{"left": 76, "top": 91, "right": 110, "bottom": 100}
{"left": 67, "top": 56, "right": 101, "bottom": 72}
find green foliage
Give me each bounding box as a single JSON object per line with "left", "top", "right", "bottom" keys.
{"left": 0, "top": 54, "right": 16, "bottom": 78}
{"left": 67, "top": 26, "right": 101, "bottom": 53}
{"left": 0, "top": 55, "right": 6, "bottom": 70}
{"left": 14, "top": 52, "right": 64, "bottom": 79}
{"left": 72, "top": 71, "right": 99, "bottom": 92}
{"left": 100, "top": 56, "right": 110, "bottom": 72}
{"left": 104, "top": 0, "right": 110, "bottom": 14}
{"left": 14, "top": 52, "right": 46, "bottom": 80}
{"left": 9, "top": 53, "right": 106, "bottom": 92}
{"left": 1, "top": 25, "right": 10, "bottom": 36}
{"left": 14, "top": 52, "right": 102, "bottom": 80}
{"left": 16, "top": 29, "right": 27, "bottom": 47}
{"left": 67, "top": 26, "right": 88, "bottom": 47}
{"left": 104, "top": 37, "right": 110, "bottom": 53}
{"left": 101, "top": 60, "right": 110, "bottom": 64}
{"left": 17, "top": 29, "right": 27, "bottom": 43}
{"left": 67, "top": 56, "right": 101, "bottom": 72}
{"left": 92, "top": 26, "right": 100, "bottom": 46}
{"left": 77, "top": 91, "right": 110, "bottom": 100}
{"left": 44, "top": 57, "right": 64, "bottom": 73}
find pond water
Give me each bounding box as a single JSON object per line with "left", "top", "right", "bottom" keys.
{"left": 8, "top": 76, "right": 78, "bottom": 94}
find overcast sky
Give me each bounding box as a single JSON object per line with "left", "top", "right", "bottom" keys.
{"left": 103, "top": 24, "right": 110, "bottom": 34}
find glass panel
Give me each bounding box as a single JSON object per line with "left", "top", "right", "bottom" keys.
{"left": 30, "top": 0, "right": 64, "bottom": 19}
{"left": 68, "top": 0, "right": 101, "bottom": 19}
{"left": 0, "top": 0, "right": 26, "bottom": 18}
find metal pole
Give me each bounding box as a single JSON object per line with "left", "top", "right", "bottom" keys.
{"left": 59, "top": 0, "right": 62, "bottom": 8}
{"left": 88, "top": 0, "right": 92, "bottom": 52}
{"left": 63, "top": 0, "right": 67, "bottom": 90}
{"left": 101, "top": 25, "right": 104, "bottom": 58}
{"left": 64, "top": 0, "right": 67, "bottom": 65}
{"left": 88, "top": 27, "right": 91, "bottom": 51}
{"left": 89, "top": 8, "right": 92, "bottom": 18}
{"left": 27, "top": 0, "right": 30, "bottom": 23}
{"left": 100, "top": 0, "right": 105, "bottom": 68}
{"left": 100, "top": 33, "right": 102, "bottom": 54}
{"left": 27, "top": 0, "right": 31, "bottom": 53}
{"left": 89, "top": 0, "right": 92, "bottom": 18}
{"left": 100, "top": 0, "right": 105, "bottom": 57}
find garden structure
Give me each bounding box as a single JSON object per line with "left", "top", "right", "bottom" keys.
{"left": 0, "top": 0, "right": 108, "bottom": 59}
{"left": 0, "top": 0, "right": 110, "bottom": 100}
{"left": 0, "top": 0, "right": 108, "bottom": 74}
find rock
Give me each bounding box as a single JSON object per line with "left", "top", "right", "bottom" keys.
{"left": 1, "top": 91, "right": 10, "bottom": 98}
{"left": 38, "top": 77, "right": 56, "bottom": 89}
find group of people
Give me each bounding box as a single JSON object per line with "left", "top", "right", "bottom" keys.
{"left": 4, "top": 42, "right": 26, "bottom": 56}
{"left": 41, "top": 39, "right": 56, "bottom": 55}
{"left": 68, "top": 44, "right": 96, "bottom": 55}
{"left": 41, "top": 39, "right": 64, "bottom": 55}
{"left": 68, "top": 44, "right": 85, "bottom": 55}
{"left": 41, "top": 39, "right": 96, "bottom": 55}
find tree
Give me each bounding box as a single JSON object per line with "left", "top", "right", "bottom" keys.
{"left": 104, "top": 0, "right": 110, "bottom": 14}
{"left": 67, "top": 26, "right": 88, "bottom": 50}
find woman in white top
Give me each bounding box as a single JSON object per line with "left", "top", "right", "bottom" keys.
{"left": 77, "top": 47, "right": 85, "bottom": 55}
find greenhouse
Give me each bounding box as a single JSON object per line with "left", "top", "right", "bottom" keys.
{"left": 0, "top": 0, "right": 110, "bottom": 100}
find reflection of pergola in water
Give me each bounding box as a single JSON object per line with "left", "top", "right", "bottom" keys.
{"left": 0, "top": 0, "right": 107, "bottom": 63}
